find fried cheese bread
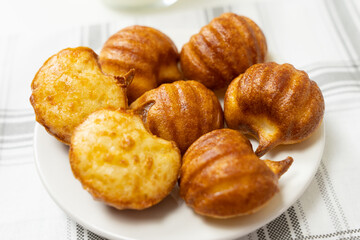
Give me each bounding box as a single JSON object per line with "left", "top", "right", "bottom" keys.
{"left": 30, "top": 47, "right": 133, "bottom": 144}
{"left": 130, "top": 80, "right": 224, "bottom": 153}
{"left": 180, "top": 129, "right": 293, "bottom": 218}
{"left": 224, "top": 62, "right": 325, "bottom": 156}
{"left": 180, "top": 13, "right": 267, "bottom": 89}
{"left": 70, "top": 109, "right": 181, "bottom": 210}
{"left": 100, "top": 25, "right": 182, "bottom": 103}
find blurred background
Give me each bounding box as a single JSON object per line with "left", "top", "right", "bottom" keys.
{"left": 0, "top": 0, "right": 235, "bottom": 34}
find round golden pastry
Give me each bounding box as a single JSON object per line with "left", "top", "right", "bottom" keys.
{"left": 224, "top": 62, "right": 325, "bottom": 157}
{"left": 70, "top": 109, "right": 181, "bottom": 210}
{"left": 180, "top": 12, "right": 267, "bottom": 89}
{"left": 180, "top": 128, "right": 293, "bottom": 218}
{"left": 99, "top": 25, "right": 182, "bottom": 103}
{"left": 130, "top": 80, "right": 224, "bottom": 154}
{"left": 30, "top": 47, "right": 132, "bottom": 144}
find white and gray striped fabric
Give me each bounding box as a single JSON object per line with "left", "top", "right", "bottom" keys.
{"left": 1, "top": 0, "right": 360, "bottom": 239}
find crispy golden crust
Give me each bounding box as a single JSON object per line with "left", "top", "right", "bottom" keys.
{"left": 180, "top": 13, "right": 267, "bottom": 89}
{"left": 130, "top": 80, "right": 224, "bottom": 154}
{"left": 99, "top": 25, "right": 182, "bottom": 103}
{"left": 30, "top": 47, "right": 130, "bottom": 144}
{"left": 224, "top": 62, "right": 325, "bottom": 156}
{"left": 180, "top": 129, "right": 292, "bottom": 218}
{"left": 70, "top": 109, "right": 181, "bottom": 210}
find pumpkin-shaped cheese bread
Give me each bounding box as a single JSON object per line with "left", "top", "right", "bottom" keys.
{"left": 180, "top": 13, "right": 267, "bottom": 89}
{"left": 100, "top": 25, "right": 182, "bottom": 103}
{"left": 70, "top": 109, "right": 181, "bottom": 210}
{"left": 180, "top": 129, "right": 293, "bottom": 218}
{"left": 224, "top": 62, "right": 325, "bottom": 157}
{"left": 30, "top": 47, "right": 133, "bottom": 144}
{"left": 130, "top": 80, "right": 224, "bottom": 153}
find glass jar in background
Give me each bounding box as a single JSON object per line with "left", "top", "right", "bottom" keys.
{"left": 101, "top": 0, "right": 179, "bottom": 10}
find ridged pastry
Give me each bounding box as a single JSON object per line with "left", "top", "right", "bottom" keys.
{"left": 224, "top": 62, "right": 325, "bottom": 157}
{"left": 30, "top": 47, "right": 133, "bottom": 144}
{"left": 99, "top": 25, "right": 182, "bottom": 103}
{"left": 180, "top": 129, "right": 293, "bottom": 218}
{"left": 180, "top": 12, "right": 267, "bottom": 89}
{"left": 130, "top": 80, "right": 224, "bottom": 153}
{"left": 70, "top": 109, "right": 181, "bottom": 210}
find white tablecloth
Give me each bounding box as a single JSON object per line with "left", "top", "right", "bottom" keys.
{"left": 1, "top": 0, "right": 360, "bottom": 239}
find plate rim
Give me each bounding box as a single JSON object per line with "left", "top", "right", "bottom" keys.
{"left": 33, "top": 122, "right": 325, "bottom": 240}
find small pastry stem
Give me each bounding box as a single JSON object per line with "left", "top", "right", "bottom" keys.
{"left": 263, "top": 157, "right": 294, "bottom": 179}
{"left": 114, "top": 69, "right": 135, "bottom": 88}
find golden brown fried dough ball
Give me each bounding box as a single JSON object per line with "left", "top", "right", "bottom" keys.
{"left": 130, "top": 80, "right": 224, "bottom": 154}
{"left": 224, "top": 62, "right": 325, "bottom": 157}
{"left": 100, "top": 25, "right": 182, "bottom": 103}
{"left": 180, "top": 129, "right": 293, "bottom": 218}
{"left": 70, "top": 109, "right": 181, "bottom": 210}
{"left": 180, "top": 13, "right": 267, "bottom": 89}
{"left": 30, "top": 47, "right": 133, "bottom": 144}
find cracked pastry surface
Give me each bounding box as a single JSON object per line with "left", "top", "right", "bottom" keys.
{"left": 70, "top": 109, "right": 181, "bottom": 210}
{"left": 30, "top": 47, "right": 131, "bottom": 144}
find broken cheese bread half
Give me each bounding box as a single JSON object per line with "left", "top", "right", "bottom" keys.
{"left": 70, "top": 109, "right": 181, "bottom": 210}
{"left": 30, "top": 47, "right": 133, "bottom": 144}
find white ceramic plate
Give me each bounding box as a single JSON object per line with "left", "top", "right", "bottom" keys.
{"left": 34, "top": 119, "right": 325, "bottom": 240}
